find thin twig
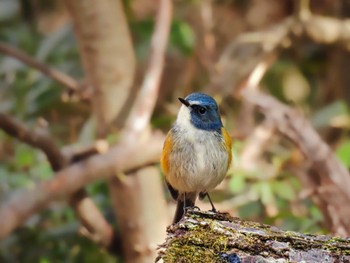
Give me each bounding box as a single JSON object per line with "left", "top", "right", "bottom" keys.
{"left": 295, "top": 0, "right": 311, "bottom": 21}
{"left": 0, "top": 113, "right": 66, "bottom": 170}
{"left": 0, "top": 41, "right": 80, "bottom": 93}
{"left": 124, "top": 0, "right": 172, "bottom": 139}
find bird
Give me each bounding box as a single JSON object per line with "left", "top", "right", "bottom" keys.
{"left": 161, "top": 92, "right": 232, "bottom": 223}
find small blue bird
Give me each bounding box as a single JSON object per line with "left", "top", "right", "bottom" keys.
{"left": 161, "top": 93, "right": 232, "bottom": 223}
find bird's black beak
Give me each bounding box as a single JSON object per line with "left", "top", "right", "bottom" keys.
{"left": 178, "top": 97, "right": 190, "bottom": 107}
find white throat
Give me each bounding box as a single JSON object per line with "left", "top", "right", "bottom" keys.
{"left": 176, "top": 105, "right": 193, "bottom": 129}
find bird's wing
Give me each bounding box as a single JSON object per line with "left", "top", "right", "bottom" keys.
{"left": 221, "top": 127, "right": 232, "bottom": 168}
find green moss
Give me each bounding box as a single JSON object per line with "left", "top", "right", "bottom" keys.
{"left": 163, "top": 221, "right": 231, "bottom": 262}
{"left": 163, "top": 242, "right": 218, "bottom": 263}
{"left": 322, "top": 237, "right": 350, "bottom": 255}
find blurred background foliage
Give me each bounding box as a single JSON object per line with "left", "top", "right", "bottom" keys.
{"left": 1, "top": 0, "right": 350, "bottom": 262}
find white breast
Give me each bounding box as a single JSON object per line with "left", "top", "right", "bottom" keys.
{"left": 166, "top": 111, "right": 229, "bottom": 193}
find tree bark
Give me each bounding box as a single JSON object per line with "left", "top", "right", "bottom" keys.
{"left": 64, "top": 0, "right": 136, "bottom": 134}
{"left": 109, "top": 167, "right": 168, "bottom": 263}
{"left": 157, "top": 209, "right": 350, "bottom": 263}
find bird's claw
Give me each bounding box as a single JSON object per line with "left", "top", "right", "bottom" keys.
{"left": 184, "top": 206, "right": 201, "bottom": 213}
{"left": 193, "top": 206, "right": 201, "bottom": 211}
{"left": 209, "top": 207, "right": 218, "bottom": 213}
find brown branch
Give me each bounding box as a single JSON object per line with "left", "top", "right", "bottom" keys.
{"left": 123, "top": 0, "right": 172, "bottom": 140}
{"left": 292, "top": 167, "right": 350, "bottom": 237}
{"left": 301, "top": 16, "right": 350, "bottom": 48}
{"left": 239, "top": 121, "right": 275, "bottom": 172}
{"left": 0, "top": 132, "right": 164, "bottom": 240}
{"left": 242, "top": 89, "right": 350, "bottom": 200}
{"left": 67, "top": 145, "right": 115, "bottom": 247}
{"left": 0, "top": 114, "right": 115, "bottom": 247}
{"left": 0, "top": 113, "right": 66, "bottom": 170}
{"left": 213, "top": 19, "right": 291, "bottom": 95}
{"left": 0, "top": 41, "right": 80, "bottom": 94}
{"left": 67, "top": 140, "right": 109, "bottom": 163}
{"left": 242, "top": 89, "right": 350, "bottom": 236}
{"left": 214, "top": 9, "right": 350, "bottom": 96}
{"left": 68, "top": 189, "right": 115, "bottom": 247}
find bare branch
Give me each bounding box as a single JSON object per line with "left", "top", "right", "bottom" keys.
{"left": 0, "top": 41, "right": 81, "bottom": 94}
{"left": 0, "top": 113, "right": 115, "bottom": 246}
{"left": 243, "top": 89, "right": 350, "bottom": 236}
{"left": 124, "top": 0, "right": 172, "bottom": 139}
{"left": 66, "top": 140, "right": 109, "bottom": 163}
{"left": 69, "top": 189, "right": 115, "bottom": 247}
{"left": 239, "top": 121, "right": 275, "bottom": 172}
{"left": 242, "top": 89, "right": 350, "bottom": 199}
{"left": 213, "top": 19, "right": 291, "bottom": 95}
{"left": 214, "top": 10, "right": 350, "bottom": 96}
{"left": 68, "top": 142, "right": 114, "bottom": 247}
{"left": 0, "top": 132, "right": 164, "bottom": 240}
{"left": 302, "top": 15, "right": 350, "bottom": 48}
{"left": 0, "top": 113, "right": 66, "bottom": 170}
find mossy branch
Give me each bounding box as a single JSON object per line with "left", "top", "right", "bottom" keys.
{"left": 157, "top": 209, "right": 350, "bottom": 263}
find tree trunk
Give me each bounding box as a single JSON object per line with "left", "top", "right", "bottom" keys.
{"left": 109, "top": 167, "right": 168, "bottom": 263}
{"left": 64, "top": 1, "right": 169, "bottom": 262}
{"left": 64, "top": 0, "right": 136, "bottom": 134}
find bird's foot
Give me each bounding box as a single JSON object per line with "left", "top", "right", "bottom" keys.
{"left": 209, "top": 207, "right": 217, "bottom": 213}
{"left": 184, "top": 206, "right": 201, "bottom": 213}
{"left": 193, "top": 206, "right": 201, "bottom": 211}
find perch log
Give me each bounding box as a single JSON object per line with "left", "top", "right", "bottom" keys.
{"left": 157, "top": 209, "right": 350, "bottom": 263}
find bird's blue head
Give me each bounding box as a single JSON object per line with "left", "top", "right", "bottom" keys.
{"left": 178, "top": 92, "right": 223, "bottom": 131}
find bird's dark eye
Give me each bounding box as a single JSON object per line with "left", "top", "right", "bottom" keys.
{"left": 198, "top": 107, "right": 206, "bottom": 115}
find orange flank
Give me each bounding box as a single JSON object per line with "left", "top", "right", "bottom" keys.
{"left": 221, "top": 127, "right": 232, "bottom": 168}
{"left": 161, "top": 132, "right": 172, "bottom": 175}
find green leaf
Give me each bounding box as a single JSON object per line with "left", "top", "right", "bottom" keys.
{"left": 39, "top": 258, "right": 50, "bottom": 263}
{"left": 253, "top": 181, "right": 275, "bottom": 205}
{"left": 272, "top": 180, "right": 296, "bottom": 201}
{"left": 30, "top": 162, "right": 53, "bottom": 180}
{"left": 310, "top": 205, "right": 323, "bottom": 221}
{"left": 170, "top": 20, "right": 195, "bottom": 55}
{"left": 336, "top": 140, "right": 350, "bottom": 168}
{"left": 229, "top": 172, "right": 246, "bottom": 194}
{"left": 15, "top": 145, "right": 35, "bottom": 167}
{"left": 312, "top": 100, "right": 349, "bottom": 128}
{"left": 238, "top": 201, "right": 263, "bottom": 219}
{"left": 261, "top": 181, "right": 275, "bottom": 205}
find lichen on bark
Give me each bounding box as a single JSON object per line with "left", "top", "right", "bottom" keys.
{"left": 157, "top": 209, "right": 350, "bottom": 263}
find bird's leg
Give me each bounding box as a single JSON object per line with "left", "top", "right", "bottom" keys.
{"left": 183, "top": 193, "right": 200, "bottom": 213}
{"left": 183, "top": 193, "right": 187, "bottom": 211}
{"left": 183, "top": 193, "right": 191, "bottom": 215}
{"left": 206, "top": 193, "right": 217, "bottom": 212}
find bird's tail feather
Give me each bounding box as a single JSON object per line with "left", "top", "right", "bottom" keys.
{"left": 173, "top": 198, "right": 195, "bottom": 223}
